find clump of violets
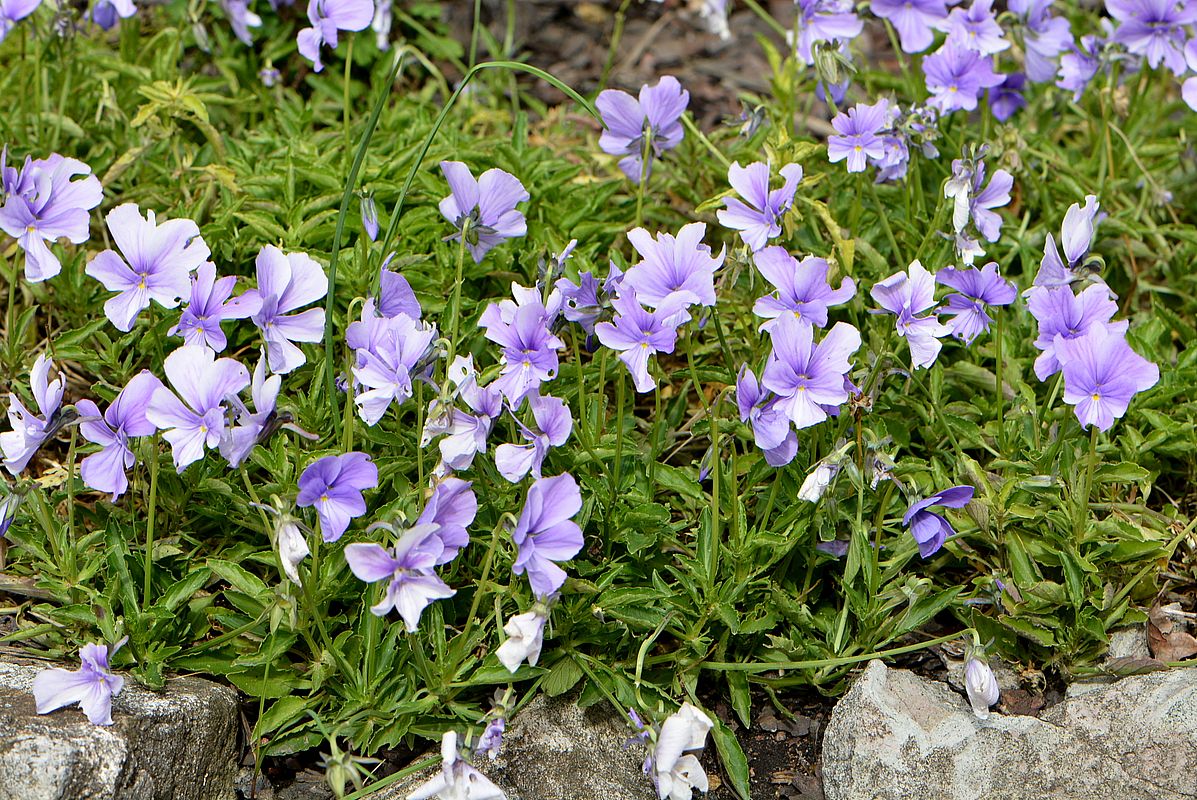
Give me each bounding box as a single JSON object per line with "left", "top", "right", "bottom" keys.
{"left": 596, "top": 75, "right": 690, "bottom": 183}
{"left": 827, "top": 99, "right": 889, "bottom": 173}
{"left": 146, "top": 346, "right": 251, "bottom": 471}
{"left": 939, "top": 0, "right": 1009, "bottom": 56}
{"left": 511, "top": 473, "right": 583, "bottom": 597}
{"left": 624, "top": 222, "right": 724, "bottom": 310}
{"left": 1057, "top": 325, "right": 1159, "bottom": 431}
{"left": 716, "top": 161, "right": 803, "bottom": 251}
{"left": 903, "top": 485, "right": 974, "bottom": 557}
{"left": 936, "top": 263, "right": 1016, "bottom": 345}
{"left": 296, "top": 452, "right": 378, "bottom": 542}
{"left": 439, "top": 161, "right": 529, "bottom": 263}
{"left": 752, "top": 248, "right": 856, "bottom": 331}
{"left": 922, "top": 43, "right": 1004, "bottom": 113}
{"left": 297, "top": 0, "right": 373, "bottom": 72}
{"left": 1026, "top": 282, "right": 1126, "bottom": 380}
{"left": 2, "top": 354, "right": 67, "bottom": 476}
{"left": 871, "top": 261, "right": 950, "bottom": 370}
{"left": 247, "top": 245, "right": 329, "bottom": 375}
{"left": 33, "top": 640, "right": 126, "bottom": 726}
{"left": 77, "top": 371, "right": 162, "bottom": 500}
{"left": 352, "top": 313, "right": 437, "bottom": 425}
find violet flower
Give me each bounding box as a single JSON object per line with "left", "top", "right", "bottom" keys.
{"left": 221, "top": 0, "right": 261, "bottom": 44}
{"left": 422, "top": 356, "right": 503, "bottom": 474}
{"left": 89, "top": 0, "right": 135, "bottom": 29}
{"left": 33, "top": 640, "right": 126, "bottom": 726}
{"left": 752, "top": 248, "right": 856, "bottom": 331}
{"left": 789, "top": 0, "right": 863, "bottom": 66}
{"left": 495, "top": 394, "right": 573, "bottom": 483}
{"left": 1025, "top": 283, "right": 1127, "bottom": 380}
{"left": 903, "top": 485, "right": 974, "bottom": 557}
{"left": 988, "top": 73, "right": 1027, "bottom": 122}
{"left": 438, "top": 161, "right": 529, "bottom": 264}
{"left": 344, "top": 523, "right": 455, "bottom": 632}
{"left": 416, "top": 477, "right": 477, "bottom": 564}
{"left": 1008, "top": 0, "right": 1073, "bottom": 82}
{"left": 1107, "top": 0, "right": 1197, "bottom": 74}
{"left": 1034, "top": 195, "right": 1101, "bottom": 288}
{"left": 736, "top": 366, "right": 798, "bottom": 467}
{"left": 0, "top": 487, "right": 19, "bottom": 539}
{"left": 716, "top": 161, "right": 803, "bottom": 251}
{"left": 219, "top": 354, "right": 281, "bottom": 469}
{"left": 827, "top": 99, "right": 889, "bottom": 173}
{"left": 247, "top": 245, "right": 328, "bottom": 375}
{"left": 922, "top": 43, "right": 1005, "bottom": 113}
{"left": 939, "top": 0, "right": 1010, "bottom": 56}
{"left": 1057, "top": 34, "right": 1103, "bottom": 100}
{"left": 944, "top": 156, "right": 1012, "bottom": 244}
{"left": 85, "top": 204, "right": 211, "bottom": 333}
{"left": 0, "top": 0, "right": 41, "bottom": 41}
{"left": 379, "top": 267, "right": 421, "bottom": 319}
{"left": 0, "top": 154, "right": 103, "bottom": 282}
{"left": 762, "top": 316, "right": 861, "bottom": 429}
{"left": 556, "top": 270, "right": 605, "bottom": 337}
{"left": 1057, "top": 326, "right": 1159, "bottom": 431}
{"left": 297, "top": 0, "right": 373, "bottom": 72}
{"left": 595, "top": 291, "right": 688, "bottom": 393}
{"left": 481, "top": 301, "right": 563, "bottom": 407}
{"left": 870, "top": 261, "right": 951, "bottom": 370}
{"left": 360, "top": 192, "right": 378, "bottom": 241}
{"left": 870, "top": 0, "right": 947, "bottom": 53}
{"left": 511, "top": 473, "right": 583, "bottom": 598}
{"left": 409, "top": 732, "right": 507, "bottom": 800}
{"left": 596, "top": 76, "right": 690, "bottom": 183}
{"left": 169, "top": 262, "right": 262, "bottom": 352}
{"left": 624, "top": 222, "right": 724, "bottom": 310}
{"left": 936, "top": 262, "right": 1016, "bottom": 344}
{"left": 496, "top": 604, "right": 548, "bottom": 673}
{"left": 352, "top": 313, "right": 437, "bottom": 425}
{"left": 76, "top": 371, "right": 162, "bottom": 500}
{"left": 296, "top": 452, "right": 378, "bottom": 542}
{"left": 146, "top": 346, "right": 251, "bottom": 471}
{"left": 2, "top": 354, "right": 66, "bottom": 476}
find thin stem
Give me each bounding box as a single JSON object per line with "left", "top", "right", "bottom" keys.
{"left": 680, "top": 114, "right": 731, "bottom": 169}
{"left": 611, "top": 370, "right": 626, "bottom": 505}
{"left": 1076, "top": 426, "right": 1099, "bottom": 543}
{"left": 635, "top": 132, "right": 650, "bottom": 227}
{"left": 469, "top": 0, "right": 483, "bottom": 69}
{"left": 994, "top": 310, "right": 1005, "bottom": 454}
{"left": 739, "top": 0, "right": 788, "bottom": 37}
{"left": 600, "top": 0, "right": 633, "bottom": 90}
{"left": 443, "top": 226, "right": 471, "bottom": 375}
{"left": 64, "top": 425, "right": 78, "bottom": 586}
{"left": 343, "top": 34, "right": 355, "bottom": 170}
{"left": 460, "top": 517, "right": 507, "bottom": 649}
{"left": 866, "top": 179, "right": 901, "bottom": 261}
{"left": 143, "top": 432, "right": 160, "bottom": 608}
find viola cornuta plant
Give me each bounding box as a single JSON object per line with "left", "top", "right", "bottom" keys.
{"left": 1, "top": 0, "right": 1196, "bottom": 798}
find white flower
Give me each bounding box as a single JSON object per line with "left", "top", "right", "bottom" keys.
{"left": 798, "top": 461, "right": 839, "bottom": 502}
{"left": 408, "top": 731, "right": 507, "bottom": 800}
{"left": 276, "top": 514, "right": 310, "bottom": 586}
{"left": 496, "top": 609, "right": 547, "bottom": 673}
{"left": 654, "top": 702, "right": 714, "bottom": 800}
{"left": 965, "top": 657, "right": 1000, "bottom": 720}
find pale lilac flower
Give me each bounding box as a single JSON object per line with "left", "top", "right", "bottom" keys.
{"left": 0, "top": 0, "right": 39, "bottom": 40}
{"left": 1026, "top": 283, "right": 1127, "bottom": 380}
{"left": 296, "top": 452, "right": 378, "bottom": 542}
{"left": 511, "top": 473, "right": 583, "bottom": 598}
{"left": 496, "top": 606, "right": 548, "bottom": 673}
{"left": 871, "top": 0, "right": 947, "bottom": 53}
{"left": 939, "top": 0, "right": 1010, "bottom": 55}
{"left": 595, "top": 291, "right": 688, "bottom": 393}
{"left": 1107, "top": 0, "right": 1197, "bottom": 74}
{"left": 0, "top": 487, "right": 19, "bottom": 538}
{"left": 752, "top": 248, "right": 855, "bottom": 331}
{"left": 789, "top": 0, "right": 863, "bottom": 65}
{"left": 33, "top": 640, "right": 126, "bottom": 726}
{"left": 169, "top": 262, "right": 262, "bottom": 352}
{"left": 1184, "top": 39, "right": 1197, "bottom": 110}
{"left": 481, "top": 301, "right": 563, "bottom": 407}
{"left": 762, "top": 316, "right": 861, "bottom": 429}
{"left": 1008, "top": 0, "right": 1073, "bottom": 82}
{"left": 698, "top": 0, "right": 730, "bottom": 39}
{"left": 1034, "top": 195, "right": 1101, "bottom": 288}
{"left": 798, "top": 459, "right": 840, "bottom": 502}
{"left": 596, "top": 76, "right": 690, "bottom": 182}
{"left": 2, "top": 354, "right": 66, "bottom": 476}
{"left": 556, "top": 270, "right": 605, "bottom": 337}
{"left": 735, "top": 366, "right": 798, "bottom": 467}
{"left": 903, "top": 485, "right": 974, "bottom": 557}
{"left": 716, "top": 162, "right": 803, "bottom": 251}
{"left": 422, "top": 356, "right": 502, "bottom": 474}
{"left": 1057, "top": 325, "right": 1159, "bottom": 431}
{"left": 827, "top": 99, "right": 889, "bottom": 173}
{"left": 221, "top": 0, "right": 261, "bottom": 44}
{"left": 353, "top": 314, "right": 437, "bottom": 425}
{"left": 146, "top": 346, "right": 251, "bottom": 471}
{"left": 988, "top": 73, "right": 1027, "bottom": 121}
{"left": 297, "top": 0, "right": 373, "bottom": 72}
{"left": 88, "top": 0, "right": 135, "bottom": 29}
{"left": 922, "top": 43, "right": 1005, "bottom": 113}
{"left": 624, "top": 223, "right": 724, "bottom": 310}
{"left": 416, "top": 477, "right": 476, "bottom": 564}
{"left": 653, "top": 703, "right": 714, "bottom": 800}
{"left": 77, "top": 371, "right": 161, "bottom": 500}
{"left": 1057, "top": 34, "right": 1103, "bottom": 100}
{"left": 936, "top": 262, "right": 1016, "bottom": 344}
{"left": 219, "top": 354, "right": 281, "bottom": 468}
{"left": 495, "top": 395, "right": 573, "bottom": 482}
{"left": 259, "top": 66, "right": 281, "bottom": 87}
{"left": 408, "top": 731, "right": 507, "bottom": 800}
{"left": 965, "top": 656, "right": 1000, "bottom": 719}
{"left": 0, "top": 154, "right": 102, "bottom": 282}
{"left": 247, "top": 245, "right": 328, "bottom": 374}
{"left": 438, "top": 161, "right": 529, "bottom": 263}
{"left": 871, "top": 261, "right": 951, "bottom": 370}
{"left": 344, "top": 523, "right": 455, "bottom": 632}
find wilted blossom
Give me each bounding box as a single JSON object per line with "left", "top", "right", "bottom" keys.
{"left": 272, "top": 510, "right": 309, "bottom": 586}
{"left": 296, "top": 452, "right": 378, "bottom": 542}
{"left": 936, "top": 263, "right": 1017, "bottom": 344}
{"left": 596, "top": 76, "right": 690, "bottom": 182}
{"left": 76, "top": 371, "right": 161, "bottom": 500}
{"left": 496, "top": 603, "right": 548, "bottom": 673}
{"left": 870, "top": 261, "right": 951, "bottom": 370}
{"left": 146, "top": 346, "right": 251, "bottom": 471}
{"left": 736, "top": 366, "right": 798, "bottom": 467}
{"left": 408, "top": 731, "right": 508, "bottom": 800}
{"left": 169, "top": 262, "right": 262, "bottom": 352}
{"left": 476, "top": 717, "right": 505, "bottom": 761}
{"left": 939, "top": 0, "right": 1010, "bottom": 56}
{"left": 1008, "top": 0, "right": 1073, "bottom": 82}
{"left": 0, "top": 153, "right": 103, "bottom": 282}
{"left": 902, "top": 485, "right": 974, "bottom": 557}
{"left": 259, "top": 65, "right": 281, "bottom": 87}
{"left": 297, "top": 0, "right": 373, "bottom": 72}
{"left": 595, "top": 291, "right": 689, "bottom": 393}
{"left": 652, "top": 703, "right": 714, "bottom": 800}
{"left": 943, "top": 154, "right": 1013, "bottom": 245}
{"left": 752, "top": 247, "right": 856, "bottom": 331}
{"left": 422, "top": 357, "right": 503, "bottom": 475}
{"left": 870, "top": 0, "right": 947, "bottom": 53}
{"left": 716, "top": 161, "right": 803, "bottom": 251}
{"left": 922, "top": 43, "right": 1005, "bottom": 113}
{"left": 480, "top": 301, "right": 563, "bottom": 407}
{"left": 1106, "top": 0, "right": 1197, "bottom": 75}
{"left": 33, "top": 640, "right": 126, "bottom": 726}
{"left": 439, "top": 161, "right": 529, "bottom": 263}
{"left": 353, "top": 313, "right": 438, "bottom": 425}
{"left": 371, "top": 0, "right": 391, "bottom": 49}
{"left": 988, "top": 73, "right": 1027, "bottom": 122}
{"left": 798, "top": 459, "right": 841, "bottom": 502}
{"left": 1025, "top": 283, "right": 1126, "bottom": 380}
{"left": 624, "top": 223, "right": 724, "bottom": 310}
{"left": 827, "top": 99, "right": 889, "bottom": 173}
{"left": 511, "top": 473, "right": 583, "bottom": 598}
{"left": 344, "top": 522, "right": 455, "bottom": 632}
{"left": 247, "top": 245, "right": 328, "bottom": 375}
{"left": 0, "top": 0, "right": 41, "bottom": 41}
{"left": 789, "top": 0, "right": 863, "bottom": 66}
{"left": 495, "top": 394, "right": 573, "bottom": 482}
{"left": 219, "top": 355, "right": 282, "bottom": 468}
{"left": 965, "top": 656, "right": 1000, "bottom": 719}
{"left": 697, "top": 0, "right": 729, "bottom": 39}
{"left": 89, "top": 0, "right": 135, "bottom": 29}
{"left": 762, "top": 316, "right": 861, "bottom": 429}
{"left": 1057, "top": 325, "right": 1159, "bottom": 431}
{"left": 0, "top": 485, "right": 20, "bottom": 538}
{"left": 1034, "top": 195, "right": 1101, "bottom": 288}
{"left": 2, "top": 354, "right": 66, "bottom": 476}
{"left": 416, "top": 477, "right": 477, "bottom": 564}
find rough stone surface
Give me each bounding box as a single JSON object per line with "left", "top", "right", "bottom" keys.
{"left": 370, "top": 694, "right": 656, "bottom": 800}
{"left": 822, "top": 659, "right": 1197, "bottom": 800}
{"left": 0, "top": 657, "right": 240, "bottom": 800}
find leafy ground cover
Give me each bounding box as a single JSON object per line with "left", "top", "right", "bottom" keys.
{"left": 2, "top": 0, "right": 1197, "bottom": 797}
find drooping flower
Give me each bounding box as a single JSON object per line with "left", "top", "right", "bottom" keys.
{"left": 1008, "top": 0, "right": 1073, "bottom": 82}
{"left": 76, "top": 371, "right": 162, "bottom": 500}
{"left": 1106, "top": 0, "right": 1197, "bottom": 75}
{"left": 438, "top": 161, "right": 528, "bottom": 264}
{"left": 496, "top": 605, "right": 548, "bottom": 673}
{"left": 653, "top": 703, "right": 714, "bottom": 800}
{"left": 88, "top": 0, "right": 135, "bottom": 29}
{"left": 922, "top": 43, "right": 1005, "bottom": 113}
{"left": 595, "top": 291, "right": 688, "bottom": 393}
{"left": 219, "top": 354, "right": 281, "bottom": 468}
{"left": 495, "top": 395, "right": 573, "bottom": 482}
{"left": 1034, "top": 195, "right": 1101, "bottom": 288}
{"left": 422, "top": 357, "right": 503, "bottom": 475}
{"left": 1057, "top": 325, "right": 1159, "bottom": 431}
{"left": 344, "top": 523, "right": 455, "bottom": 632}
{"left": 735, "top": 366, "right": 798, "bottom": 467}
{"left": 556, "top": 270, "right": 605, "bottom": 338}
{"left": 827, "top": 99, "right": 890, "bottom": 173}
{"left": 0, "top": 0, "right": 41, "bottom": 42}
{"left": 903, "top": 485, "right": 974, "bottom": 557}
{"left": 360, "top": 192, "right": 379, "bottom": 241}
{"left": 408, "top": 731, "right": 508, "bottom": 800}
{"left": 416, "top": 477, "right": 477, "bottom": 564}
{"left": 169, "top": 262, "right": 262, "bottom": 352}
{"left": 352, "top": 313, "right": 437, "bottom": 425}
{"left": 371, "top": 0, "right": 391, "bottom": 49}
{"left": 939, "top": 0, "right": 1010, "bottom": 55}
{"left": 146, "top": 346, "right": 251, "bottom": 471}
{"left": 33, "top": 640, "right": 126, "bottom": 726}
{"left": 0, "top": 485, "right": 20, "bottom": 538}
{"left": 798, "top": 459, "right": 841, "bottom": 502}
{"left": 2, "top": 354, "right": 66, "bottom": 476}
{"left": 1025, "top": 283, "right": 1126, "bottom": 380}
{"left": 965, "top": 656, "right": 1000, "bottom": 720}
{"left": 935, "top": 262, "right": 1017, "bottom": 344}
{"left": 247, "top": 245, "right": 328, "bottom": 375}
{"left": 275, "top": 511, "right": 310, "bottom": 586}
{"left": 752, "top": 248, "right": 856, "bottom": 331}
{"left": 789, "top": 0, "right": 863, "bottom": 66}
{"left": 870, "top": 261, "right": 951, "bottom": 370}
{"left": 85, "top": 204, "right": 210, "bottom": 333}
{"left": 716, "top": 161, "right": 803, "bottom": 251}
{"left": 870, "top": 0, "right": 947, "bottom": 53}
{"left": 762, "top": 316, "right": 861, "bottom": 429}
{"left": 296, "top": 0, "right": 373, "bottom": 72}
{"left": 624, "top": 223, "right": 724, "bottom": 310}
{"left": 596, "top": 76, "right": 690, "bottom": 182}
{"left": 511, "top": 474, "right": 583, "bottom": 598}
{"left": 296, "top": 452, "right": 378, "bottom": 542}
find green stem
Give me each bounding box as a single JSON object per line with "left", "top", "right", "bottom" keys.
{"left": 443, "top": 226, "right": 470, "bottom": 374}
{"left": 343, "top": 34, "right": 355, "bottom": 170}
{"left": 994, "top": 310, "right": 1005, "bottom": 454}
{"left": 1075, "top": 426, "right": 1099, "bottom": 543}
{"left": 600, "top": 0, "right": 633, "bottom": 90}
{"left": 611, "top": 370, "right": 626, "bottom": 505}
{"left": 739, "top": 0, "right": 788, "bottom": 37}
{"left": 866, "top": 179, "right": 901, "bottom": 261}
{"left": 469, "top": 0, "right": 483, "bottom": 69}
{"left": 143, "top": 432, "right": 160, "bottom": 608}
{"left": 680, "top": 114, "right": 730, "bottom": 169}
{"left": 635, "top": 132, "right": 650, "bottom": 227}
{"left": 460, "top": 517, "right": 507, "bottom": 649}
{"left": 64, "top": 425, "right": 78, "bottom": 586}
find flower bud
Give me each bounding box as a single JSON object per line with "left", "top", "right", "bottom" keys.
{"left": 965, "top": 657, "right": 1000, "bottom": 720}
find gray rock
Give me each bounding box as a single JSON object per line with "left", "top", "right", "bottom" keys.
{"left": 0, "top": 656, "right": 240, "bottom": 799}
{"left": 369, "top": 694, "right": 655, "bottom": 800}
{"left": 822, "top": 659, "right": 1197, "bottom": 800}
{"left": 1106, "top": 624, "right": 1151, "bottom": 662}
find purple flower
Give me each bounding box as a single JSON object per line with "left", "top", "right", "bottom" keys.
{"left": 221, "top": 0, "right": 261, "bottom": 44}
{"left": 903, "top": 485, "right": 974, "bottom": 557}
{"left": 944, "top": 156, "right": 1013, "bottom": 244}
{"left": 870, "top": 260, "right": 951, "bottom": 370}
{"left": 827, "top": 99, "right": 890, "bottom": 173}
{"left": 511, "top": 473, "right": 583, "bottom": 598}
{"left": 169, "top": 262, "right": 262, "bottom": 351}
{"left": 360, "top": 193, "right": 378, "bottom": 241}
{"left": 88, "top": 0, "right": 135, "bottom": 29}
{"left": 922, "top": 43, "right": 1005, "bottom": 113}
{"left": 247, "top": 245, "right": 328, "bottom": 375}
{"left": 77, "top": 371, "right": 161, "bottom": 500}
{"left": 939, "top": 0, "right": 1010, "bottom": 55}
{"left": 752, "top": 248, "right": 855, "bottom": 331}
{"left": 0, "top": 154, "right": 102, "bottom": 282}
{"left": 1026, "top": 283, "right": 1127, "bottom": 380}
{"left": 218, "top": 354, "right": 281, "bottom": 468}
{"left": 789, "top": 0, "right": 863, "bottom": 65}
{"left": 344, "top": 524, "right": 455, "bottom": 632}
{"left": 556, "top": 270, "right": 604, "bottom": 337}
{"left": 1058, "top": 326, "right": 1159, "bottom": 431}
{"left": 416, "top": 477, "right": 476, "bottom": 564}
{"left": 296, "top": 452, "right": 378, "bottom": 542}
{"left": 1057, "top": 34, "right": 1103, "bottom": 100}
{"left": 988, "top": 73, "right": 1027, "bottom": 122}
{"left": 495, "top": 394, "right": 573, "bottom": 482}
{"left": 481, "top": 301, "right": 563, "bottom": 407}
{"left": 1184, "top": 40, "right": 1197, "bottom": 110}
{"left": 1107, "top": 0, "right": 1197, "bottom": 75}
{"left": 476, "top": 718, "right": 506, "bottom": 760}
{"left": 596, "top": 76, "right": 690, "bottom": 182}
{"left": 146, "top": 346, "right": 251, "bottom": 471}
{"left": 85, "top": 204, "right": 210, "bottom": 333}
{"left": 296, "top": 0, "right": 373, "bottom": 72}
{"left": 936, "top": 262, "right": 1016, "bottom": 344}
{"left": 33, "top": 640, "right": 126, "bottom": 726}
{"left": 762, "top": 316, "right": 861, "bottom": 429}
{"left": 352, "top": 313, "right": 437, "bottom": 425}
{"left": 735, "top": 366, "right": 798, "bottom": 467}
{"left": 624, "top": 222, "right": 724, "bottom": 310}
{"left": 1008, "top": 0, "right": 1074, "bottom": 82}
{"left": 0, "top": 487, "right": 20, "bottom": 539}
{"left": 423, "top": 357, "right": 503, "bottom": 476}
{"left": 2, "top": 354, "right": 65, "bottom": 475}
{"left": 871, "top": 0, "right": 947, "bottom": 53}
{"left": 594, "top": 290, "right": 688, "bottom": 394}
{"left": 716, "top": 161, "right": 803, "bottom": 251}
{"left": 0, "top": 0, "right": 40, "bottom": 41}
{"left": 1034, "top": 195, "right": 1101, "bottom": 288}
{"left": 438, "top": 161, "right": 528, "bottom": 264}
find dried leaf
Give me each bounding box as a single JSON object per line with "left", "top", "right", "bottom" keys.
{"left": 1147, "top": 603, "right": 1197, "bottom": 662}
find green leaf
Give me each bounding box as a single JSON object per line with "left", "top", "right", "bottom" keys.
{"left": 542, "top": 656, "right": 584, "bottom": 697}
{"left": 710, "top": 717, "right": 751, "bottom": 800}
{"left": 726, "top": 671, "right": 751, "bottom": 728}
